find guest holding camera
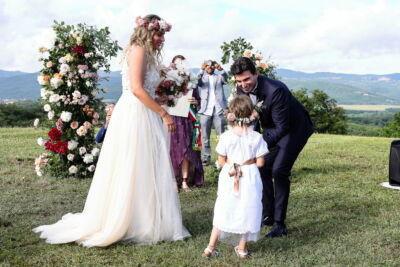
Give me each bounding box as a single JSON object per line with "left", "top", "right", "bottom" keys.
{"left": 197, "top": 60, "right": 228, "bottom": 166}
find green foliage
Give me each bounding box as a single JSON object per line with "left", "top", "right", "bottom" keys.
{"left": 0, "top": 101, "right": 45, "bottom": 127}
{"left": 36, "top": 21, "right": 121, "bottom": 178}
{"left": 293, "top": 88, "right": 348, "bottom": 134}
{"left": 347, "top": 122, "right": 382, "bottom": 137}
{"left": 381, "top": 112, "right": 400, "bottom": 138}
{"left": 220, "top": 37, "right": 278, "bottom": 81}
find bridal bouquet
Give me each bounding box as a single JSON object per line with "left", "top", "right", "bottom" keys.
{"left": 155, "top": 61, "right": 198, "bottom": 107}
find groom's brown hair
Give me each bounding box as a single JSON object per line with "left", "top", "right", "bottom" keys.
{"left": 230, "top": 57, "right": 256, "bottom": 75}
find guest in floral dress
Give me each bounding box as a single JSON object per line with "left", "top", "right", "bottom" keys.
{"left": 169, "top": 55, "right": 204, "bottom": 192}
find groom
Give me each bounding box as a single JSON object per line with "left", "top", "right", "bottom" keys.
{"left": 231, "top": 57, "right": 314, "bottom": 238}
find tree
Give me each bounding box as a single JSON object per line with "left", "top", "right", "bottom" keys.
{"left": 292, "top": 88, "right": 348, "bottom": 134}
{"left": 381, "top": 112, "right": 400, "bottom": 137}
{"left": 220, "top": 37, "right": 279, "bottom": 82}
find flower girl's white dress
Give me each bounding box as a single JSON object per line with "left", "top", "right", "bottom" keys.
{"left": 213, "top": 128, "right": 268, "bottom": 242}
{"left": 33, "top": 57, "right": 190, "bottom": 247}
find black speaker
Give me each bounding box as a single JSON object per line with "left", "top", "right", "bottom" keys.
{"left": 389, "top": 140, "right": 400, "bottom": 186}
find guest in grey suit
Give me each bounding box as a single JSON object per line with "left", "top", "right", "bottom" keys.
{"left": 197, "top": 60, "right": 228, "bottom": 165}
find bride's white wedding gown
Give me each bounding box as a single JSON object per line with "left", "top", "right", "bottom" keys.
{"left": 33, "top": 57, "right": 190, "bottom": 247}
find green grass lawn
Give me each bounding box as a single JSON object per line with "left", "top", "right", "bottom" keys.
{"left": 1, "top": 128, "right": 400, "bottom": 266}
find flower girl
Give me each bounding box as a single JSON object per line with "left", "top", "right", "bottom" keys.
{"left": 202, "top": 95, "right": 269, "bottom": 258}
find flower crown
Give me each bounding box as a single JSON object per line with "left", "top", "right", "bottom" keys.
{"left": 226, "top": 110, "right": 259, "bottom": 127}
{"left": 226, "top": 100, "right": 264, "bottom": 127}
{"left": 135, "top": 16, "right": 172, "bottom": 32}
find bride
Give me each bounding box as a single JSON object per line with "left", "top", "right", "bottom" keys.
{"left": 33, "top": 14, "right": 191, "bottom": 247}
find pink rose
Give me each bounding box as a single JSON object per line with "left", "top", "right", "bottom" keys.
{"left": 255, "top": 53, "right": 263, "bottom": 60}
{"left": 227, "top": 113, "right": 236, "bottom": 121}
{"left": 46, "top": 61, "right": 53, "bottom": 68}
{"left": 83, "top": 121, "right": 92, "bottom": 129}
{"left": 70, "top": 121, "right": 79, "bottom": 129}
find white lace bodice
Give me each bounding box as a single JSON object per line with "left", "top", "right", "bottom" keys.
{"left": 121, "top": 58, "right": 160, "bottom": 99}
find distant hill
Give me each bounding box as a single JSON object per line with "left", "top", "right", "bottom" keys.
{"left": 1, "top": 68, "right": 400, "bottom": 105}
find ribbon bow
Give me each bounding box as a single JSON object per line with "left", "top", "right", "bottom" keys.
{"left": 227, "top": 158, "right": 257, "bottom": 197}
{"left": 228, "top": 163, "right": 243, "bottom": 197}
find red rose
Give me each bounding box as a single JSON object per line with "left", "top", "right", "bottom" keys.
{"left": 72, "top": 45, "right": 85, "bottom": 56}
{"left": 54, "top": 141, "right": 68, "bottom": 154}
{"left": 44, "top": 140, "right": 55, "bottom": 151}
{"left": 48, "top": 128, "right": 62, "bottom": 141}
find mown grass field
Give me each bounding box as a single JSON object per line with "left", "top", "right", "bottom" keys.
{"left": 1, "top": 128, "right": 400, "bottom": 266}
{"left": 339, "top": 104, "right": 400, "bottom": 111}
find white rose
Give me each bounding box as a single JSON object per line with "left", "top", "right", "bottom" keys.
{"left": 78, "top": 69, "right": 84, "bottom": 74}
{"left": 33, "top": 118, "right": 40, "bottom": 128}
{"left": 68, "top": 140, "right": 78, "bottom": 150}
{"left": 85, "top": 81, "right": 92, "bottom": 87}
{"left": 79, "top": 147, "right": 87, "bottom": 155}
{"left": 37, "top": 137, "right": 45, "bottom": 146}
{"left": 88, "top": 165, "right": 95, "bottom": 172}
{"left": 60, "top": 111, "right": 72, "bottom": 122}
{"left": 49, "top": 94, "right": 60, "bottom": 103}
{"left": 50, "top": 77, "right": 63, "bottom": 89}
{"left": 47, "top": 111, "right": 55, "bottom": 120}
{"left": 36, "top": 171, "right": 43, "bottom": 177}
{"left": 77, "top": 126, "right": 88, "bottom": 136}
{"left": 91, "top": 147, "right": 100, "bottom": 157}
{"left": 43, "top": 104, "right": 51, "bottom": 112}
{"left": 59, "top": 63, "right": 70, "bottom": 74}
{"left": 93, "top": 63, "right": 99, "bottom": 69}
{"left": 68, "top": 165, "right": 78, "bottom": 174}
{"left": 91, "top": 90, "right": 98, "bottom": 97}
{"left": 37, "top": 75, "right": 46, "bottom": 85}
{"left": 72, "top": 90, "right": 81, "bottom": 99}
{"left": 67, "top": 154, "right": 75, "bottom": 161}
{"left": 58, "top": 57, "right": 66, "bottom": 64}
{"left": 83, "top": 153, "right": 94, "bottom": 164}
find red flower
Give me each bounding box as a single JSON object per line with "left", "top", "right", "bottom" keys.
{"left": 44, "top": 140, "right": 55, "bottom": 151}
{"left": 54, "top": 141, "right": 68, "bottom": 154}
{"left": 48, "top": 128, "right": 62, "bottom": 141}
{"left": 72, "top": 45, "right": 85, "bottom": 56}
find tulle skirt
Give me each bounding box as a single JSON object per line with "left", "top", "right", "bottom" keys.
{"left": 33, "top": 91, "right": 191, "bottom": 247}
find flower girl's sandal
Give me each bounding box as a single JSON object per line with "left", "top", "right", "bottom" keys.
{"left": 202, "top": 247, "right": 219, "bottom": 258}
{"left": 234, "top": 246, "right": 250, "bottom": 259}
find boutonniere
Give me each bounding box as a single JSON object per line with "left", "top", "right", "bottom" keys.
{"left": 254, "top": 100, "right": 266, "bottom": 113}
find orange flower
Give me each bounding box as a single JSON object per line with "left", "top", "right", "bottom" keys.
{"left": 243, "top": 49, "right": 252, "bottom": 57}
{"left": 258, "top": 62, "right": 268, "bottom": 70}
{"left": 53, "top": 73, "right": 63, "bottom": 78}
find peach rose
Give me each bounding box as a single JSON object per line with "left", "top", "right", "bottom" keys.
{"left": 258, "top": 62, "right": 268, "bottom": 70}
{"left": 243, "top": 49, "right": 252, "bottom": 57}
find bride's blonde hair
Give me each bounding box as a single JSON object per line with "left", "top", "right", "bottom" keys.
{"left": 122, "top": 14, "right": 165, "bottom": 67}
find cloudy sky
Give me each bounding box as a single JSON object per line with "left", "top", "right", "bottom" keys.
{"left": 1, "top": 0, "right": 399, "bottom": 74}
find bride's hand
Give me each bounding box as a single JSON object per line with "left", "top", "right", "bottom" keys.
{"left": 162, "top": 113, "right": 176, "bottom": 133}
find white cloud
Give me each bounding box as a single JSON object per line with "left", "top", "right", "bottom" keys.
{"left": 0, "top": 0, "right": 399, "bottom": 74}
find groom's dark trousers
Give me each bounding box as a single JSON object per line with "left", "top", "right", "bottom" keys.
{"left": 238, "top": 75, "right": 314, "bottom": 223}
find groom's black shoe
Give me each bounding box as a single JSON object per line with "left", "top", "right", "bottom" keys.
{"left": 265, "top": 222, "right": 287, "bottom": 238}
{"left": 262, "top": 216, "right": 274, "bottom": 226}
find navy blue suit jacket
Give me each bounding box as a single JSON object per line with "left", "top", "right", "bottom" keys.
{"left": 95, "top": 122, "right": 107, "bottom": 143}
{"left": 237, "top": 75, "right": 314, "bottom": 153}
